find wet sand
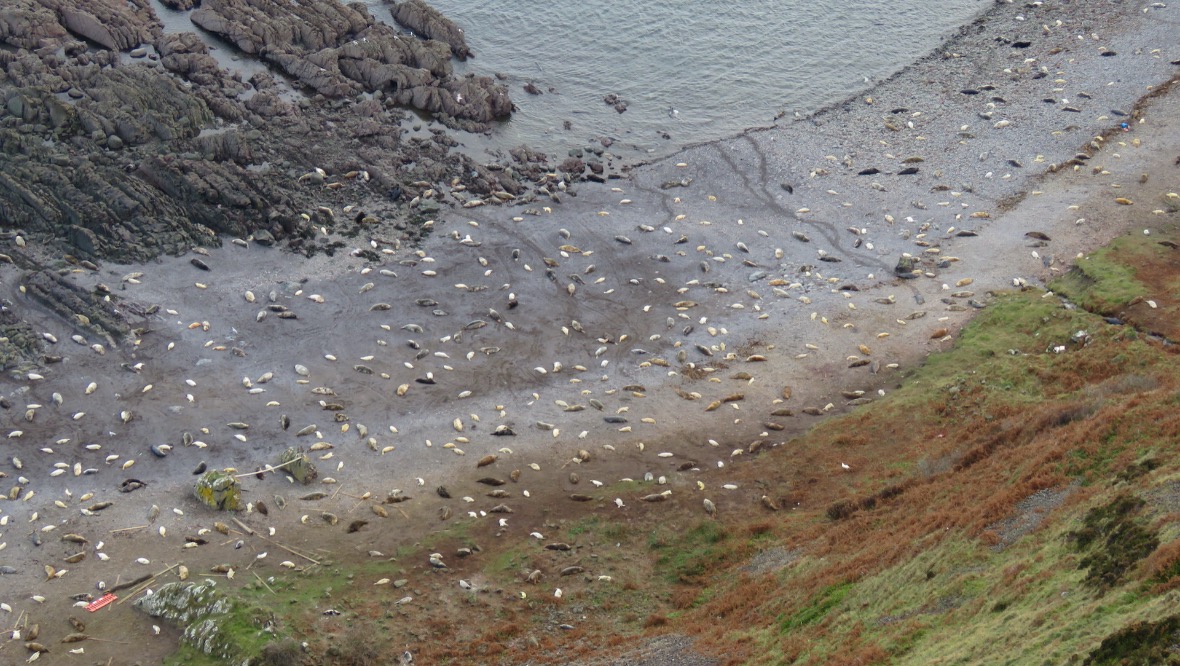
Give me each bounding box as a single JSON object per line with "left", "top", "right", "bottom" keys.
{"left": 0, "top": 0, "right": 1177, "bottom": 662}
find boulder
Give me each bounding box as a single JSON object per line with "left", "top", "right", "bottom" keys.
{"left": 894, "top": 255, "right": 919, "bottom": 279}
{"left": 67, "top": 225, "right": 97, "bottom": 255}
{"left": 196, "top": 130, "right": 253, "bottom": 163}
{"left": 559, "top": 157, "right": 585, "bottom": 176}
{"left": 0, "top": 0, "right": 69, "bottom": 49}
{"left": 59, "top": 8, "right": 118, "bottom": 50}
{"left": 279, "top": 446, "right": 317, "bottom": 484}
{"left": 44, "top": 97, "right": 74, "bottom": 129}
{"left": 5, "top": 93, "right": 34, "bottom": 122}
{"left": 244, "top": 91, "right": 297, "bottom": 117}
{"left": 193, "top": 470, "right": 243, "bottom": 511}
{"left": 252, "top": 229, "right": 275, "bottom": 246}
{"left": 45, "top": 0, "right": 161, "bottom": 51}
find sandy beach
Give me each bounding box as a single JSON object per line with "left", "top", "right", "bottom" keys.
{"left": 0, "top": 0, "right": 1177, "bottom": 663}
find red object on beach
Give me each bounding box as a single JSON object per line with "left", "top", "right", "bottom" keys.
{"left": 85, "top": 592, "right": 117, "bottom": 612}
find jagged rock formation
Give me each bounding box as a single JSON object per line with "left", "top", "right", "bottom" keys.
{"left": 22, "top": 268, "right": 130, "bottom": 341}
{"left": 0, "top": 0, "right": 70, "bottom": 49}
{"left": 0, "top": 297, "right": 45, "bottom": 373}
{"left": 190, "top": 0, "right": 509, "bottom": 121}
{"left": 38, "top": 0, "right": 162, "bottom": 51}
{"left": 389, "top": 0, "right": 472, "bottom": 60}
{"left": 0, "top": 0, "right": 522, "bottom": 268}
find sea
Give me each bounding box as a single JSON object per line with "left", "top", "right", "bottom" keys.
{"left": 151, "top": 0, "right": 989, "bottom": 162}
{"left": 367, "top": 0, "right": 989, "bottom": 160}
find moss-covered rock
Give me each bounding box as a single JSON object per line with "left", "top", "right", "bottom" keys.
{"left": 194, "top": 470, "right": 243, "bottom": 511}
{"left": 135, "top": 581, "right": 248, "bottom": 665}
{"left": 279, "top": 447, "right": 317, "bottom": 485}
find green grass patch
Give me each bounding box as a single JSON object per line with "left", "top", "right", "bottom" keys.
{"left": 164, "top": 644, "right": 224, "bottom": 666}
{"left": 1049, "top": 236, "right": 1156, "bottom": 314}
{"left": 781, "top": 581, "right": 853, "bottom": 632}
{"left": 161, "top": 561, "right": 400, "bottom": 665}
{"left": 566, "top": 515, "right": 601, "bottom": 538}
{"left": 650, "top": 520, "right": 728, "bottom": 584}
{"left": 218, "top": 600, "right": 278, "bottom": 656}
{"left": 892, "top": 290, "right": 1098, "bottom": 412}
{"left": 1064, "top": 439, "right": 1126, "bottom": 480}
{"left": 705, "top": 285, "right": 1180, "bottom": 664}
{"left": 490, "top": 546, "right": 528, "bottom": 574}
{"left": 603, "top": 479, "right": 645, "bottom": 495}
{"left": 162, "top": 580, "right": 303, "bottom": 666}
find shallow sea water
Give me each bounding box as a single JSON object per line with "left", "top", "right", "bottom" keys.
{"left": 379, "top": 0, "right": 989, "bottom": 159}
{"left": 148, "top": 0, "right": 988, "bottom": 160}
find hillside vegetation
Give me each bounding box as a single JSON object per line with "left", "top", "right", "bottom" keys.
{"left": 166, "top": 223, "right": 1180, "bottom": 666}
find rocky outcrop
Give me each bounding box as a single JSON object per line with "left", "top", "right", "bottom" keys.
{"left": 337, "top": 22, "right": 453, "bottom": 78}
{"left": 192, "top": 0, "right": 370, "bottom": 54}
{"left": 0, "top": 295, "right": 45, "bottom": 373}
{"left": 389, "top": 0, "right": 471, "bottom": 60}
{"left": 187, "top": 0, "right": 509, "bottom": 122}
{"left": 135, "top": 582, "right": 251, "bottom": 664}
{"left": 38, "top": 0, "right": 162, "bottom": 51}
{"left": 0, "top": 0, "right": 69, "bottom": 49}
{"left": 0, "top": 47, "right": 263, "bottom": 260}
{"left": 158, "top": 32, "right": 231, "bottom": 89}
{"left": 0, "top": 0, "right": 528, "bottom": 271}
{"left": 22, "top": 269, "right": 131, "bottom": 341}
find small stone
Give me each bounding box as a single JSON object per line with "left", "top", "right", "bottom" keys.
{"left": 894, "top": 255, "right": 918, "bottom": 279}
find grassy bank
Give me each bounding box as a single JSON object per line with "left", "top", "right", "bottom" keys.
{"left": 165, "top": 227, "right": 1180, "bottom": 665}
